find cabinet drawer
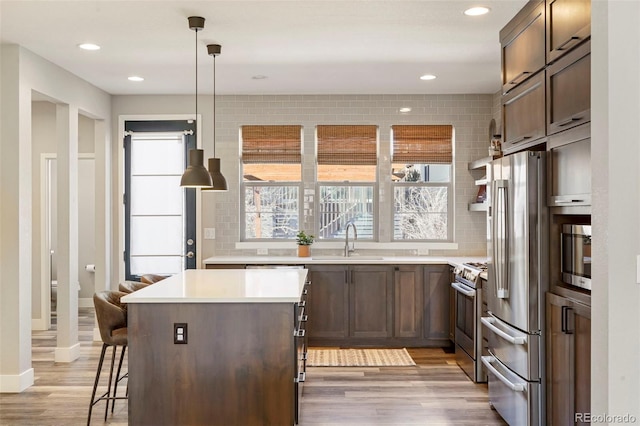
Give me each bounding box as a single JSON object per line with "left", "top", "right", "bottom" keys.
{"left": 502, "top": 70, "right": 546, "bottom": 152}
{"left": 547, "top": 123, "right": 591, "bottom": 207}
{"left": 547, "top": 41, "right": 590, "bottom": 135}
{"left": 501, "top": 0, "right": 546, "bottom": 94}
{"left": 546, "top": 0, "right": 591, "bottom": 64}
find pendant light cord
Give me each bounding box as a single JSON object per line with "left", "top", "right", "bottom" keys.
{"left": 213, "top": 54, "right": 216, "bottom": 157}
{"left": 195, "top": 27, "right": 198, "bottom": 126}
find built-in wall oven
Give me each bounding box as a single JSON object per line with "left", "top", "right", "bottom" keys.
{"left": 451, "top": 262, "right": 487, "bottom": 383}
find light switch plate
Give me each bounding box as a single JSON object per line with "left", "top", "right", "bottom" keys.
{"left": 204, "top": 228, "right": 216, "bottom": 239}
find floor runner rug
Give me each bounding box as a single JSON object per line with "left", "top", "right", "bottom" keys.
{"left": 307, "top": 348, "right": 416, "bottom": 367}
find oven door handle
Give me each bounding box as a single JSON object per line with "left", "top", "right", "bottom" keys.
{"left": 481, "top": 356, "right": 526, "bottom": 392}
{"left": 480, "top": 317, "right": 526, "bottom": 345}
{"left": 451, "top": 282, "right": 476, "bottom": 297}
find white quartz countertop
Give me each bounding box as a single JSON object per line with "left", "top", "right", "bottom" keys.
{"left": 203, "top": 255, "right": 486, "bottom": 266}
{"left": 121, "top": 269, "right": 308, "bottom": 304}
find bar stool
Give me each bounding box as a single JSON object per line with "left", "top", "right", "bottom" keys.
{"left": 87, "top": 291, "right": 128, "bottom": 425}
{"left": 140, "top": 273, "right": 167, "bottom": 284}
{"left": 118, "top": 281, "right": 149, "bottom": 293}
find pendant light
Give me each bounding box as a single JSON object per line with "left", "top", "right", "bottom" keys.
{"left": 202, "top": 43, "right": 229, "bottom": 191}
{"left": 180, "top": 16, "right": 213, "bottom": 188}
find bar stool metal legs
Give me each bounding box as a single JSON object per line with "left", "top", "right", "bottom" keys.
{"left": 87, "top": 343, "right": 128, "bottom": 425}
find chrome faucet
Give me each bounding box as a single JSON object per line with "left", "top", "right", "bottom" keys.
{"left": 344, "top": 222, "right": 358, "bottom": 257}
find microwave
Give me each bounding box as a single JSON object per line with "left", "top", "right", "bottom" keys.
{"left": 561, "top": 224, "right": 592, "bottom": 290}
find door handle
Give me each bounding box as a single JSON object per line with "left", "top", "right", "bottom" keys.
{"left": 561, "top": 306, "right": 574, "bottom": 334}
{"left": 481, "top": 317, "right": 526, "bottom": 345}
{"left": 481, "top": 356, "right": 526, "bottom": 392}
{"left": 184, "top": 251, "right": 194, "bottom": 259}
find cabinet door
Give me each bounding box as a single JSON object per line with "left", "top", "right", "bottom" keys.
{"left": 306, "top": 266, "right": 349, "bottom": 338}
{"left": 350, "top": 265, "right": 393, "bottom": 338}
{"left": 501, "top": 0, "right": 546, "bottom": 94}
{"left": 546, "top": 293, "right": 574, "bottom": 426}
{"left": 571, "top": 301, "right": 591, "bottom": 426}
{"left": 394, "top": 265, "right": 423, "bottom": 338}
{"left": 546, "top": 293, "right": 591, "bottom": 426}
{"left": 547, "top": 41, "right": 591, "bottom": 135}
{"left": 546, "top": 0, "right": 591, "bottom": 64}
{"left": 423, "top": 264, "right": 450, "bottom": 341}
{"left": 547, "top": 123, "right": 591, "bottom": 207}
{"left": 502, "top": 70, "right": 546, "bottom": 153}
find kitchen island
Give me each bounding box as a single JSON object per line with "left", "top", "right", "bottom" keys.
{"left": 122, "top": 268, "right": 309, "bottom": 426}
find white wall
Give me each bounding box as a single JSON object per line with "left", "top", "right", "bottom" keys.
{"left": 591, "top": 0, "right": 640, "bottom": 419}
{"left": 0, "top": 45, "right": 111, "bottom": 391}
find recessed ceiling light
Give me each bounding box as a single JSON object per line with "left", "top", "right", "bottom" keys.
{"left": 128, "top": 76, "right": 144, "bottom": 82}
{"left": 252, "top": 75, "right": 268, "bottom": 80}
{"left": 464, "top": 6, "right": 490, "bottom": 16}
{"left": 78, "top": 43, "right": 100, "bottom": 51}
{"left": 399, "top": 107, "right": 412, "bottom": 113}
{"left": 420, "top": 74, "right": 437, "bottom": 81}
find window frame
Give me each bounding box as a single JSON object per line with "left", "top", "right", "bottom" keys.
{"left": 390, "top": 125, "right": 455, "bottom": 242}
{"left": 240, "top": 181, "right": 303, "bottom": 242}
{"left": 240, "top": 125, "right": 303, "bottom": 242}
{"left": 315, "top": 182, "right": 379, "bottom": 241}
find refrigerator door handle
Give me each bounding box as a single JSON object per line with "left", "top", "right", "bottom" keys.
{"left": 492, "top": 179, "right": 509, "bottom": 299}
{"left": 481, "top": 316, "right": 526, "bottom": 345}
{"left": 481, "top": 356, "right": 526, "bottom": 392}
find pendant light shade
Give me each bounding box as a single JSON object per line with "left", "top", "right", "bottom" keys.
{"left": 206, "top": 157, "right": 228, "bottom": 191}
{"left": 181, "top": 149, "right": 213, "bottom": 187}
{"left": 202, "top": 43, "right": 229, "bottom": 192}
{"left": 180, "top": 16, "right": 213, "bottom": 188}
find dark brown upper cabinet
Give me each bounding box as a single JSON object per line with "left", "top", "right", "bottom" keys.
{"left": 500, "top": 0, "right": 546, "bottom": 95}
{"left": 502, "top": 70, "right": 546, "bottom": 153}
{"left": 546, "top": 0, "right": 591, "bottom": 64}
{"left": 546, "top": 40, "right": 590, "bottom": 135}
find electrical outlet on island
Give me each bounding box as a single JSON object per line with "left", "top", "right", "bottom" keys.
{"left": 257, "top": 248, "right": 268, "bottom": 255}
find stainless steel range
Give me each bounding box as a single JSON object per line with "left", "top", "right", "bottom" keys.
{"left": 451, "top": 262, "right": 487, "bottom": 383}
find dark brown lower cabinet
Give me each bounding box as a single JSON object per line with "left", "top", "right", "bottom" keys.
{"left": 350, "top": 265, "right": 393, "bottom": 338}
{"left": 546, "top": 292, "right": 591, "bottom": 426}
{"left": 423, "top": 264, "right": 451, "bottom": 343}
{"left": 308, "top": 264, "right": 449, "bottom": 347}
{"left": 306, "top": 265, "right": 349, "bottom": 339}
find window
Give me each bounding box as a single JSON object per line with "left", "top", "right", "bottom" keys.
{"left": 316, "top": 125, "right": 377, "bottom": 240}
{"left": 391, "top": 125, "right": 453, "bottom": 241}
{"left": 241, "top": 125, "right": 302, "bottom": 240}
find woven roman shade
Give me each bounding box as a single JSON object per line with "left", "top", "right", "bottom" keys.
{"left": 391, "top": 125, "right": 453, "bottom": 164}
{"left": 317, "top": 125, "right": 377, "bottom": 165}
{"left": 242, "top": 125, "right": 302, "bottom": 164}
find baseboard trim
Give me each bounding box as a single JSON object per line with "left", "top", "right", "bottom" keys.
{"left": 54, "top": 343, "right": 81, "bottom": 363}
{"left": 0, "top": 368, "right": 34, "bottom": 393}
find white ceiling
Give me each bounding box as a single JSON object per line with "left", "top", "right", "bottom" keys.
{"left": 0, "top": 0, "right": 526, "bottom": 96}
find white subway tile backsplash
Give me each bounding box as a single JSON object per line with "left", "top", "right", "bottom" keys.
{"left": 204, "top": 94, "right": 491, "bottom": 257}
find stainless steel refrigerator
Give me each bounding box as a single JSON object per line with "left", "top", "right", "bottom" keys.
{"left": 481, "top": 151, "right": 548, "bottom": 426}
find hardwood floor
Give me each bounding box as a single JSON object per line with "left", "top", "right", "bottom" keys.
{"left": 0, "top": 308, "right": 506, "bottom": 425}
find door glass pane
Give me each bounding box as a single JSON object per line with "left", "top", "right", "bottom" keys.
{"left": 130, "top": 176, "right": 182, "bottom": 215}
{"left": 130, "top": 256, "right": 182, "bottom": 276}
{"left": 130, "top": 216, "right": 183, "bottom": 256}
{"left": 131, "top": 136, "right": 184, "bottom": 175}
{"left": 128, "top": 132, "right": 186, "bottom": 277}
